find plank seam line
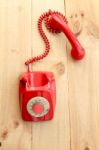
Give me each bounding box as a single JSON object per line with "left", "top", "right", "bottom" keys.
{"left": 64, "top": 0, "right": 72, "bottom": 150}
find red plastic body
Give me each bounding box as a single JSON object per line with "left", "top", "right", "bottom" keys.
{"left": 19, "top": 71, "right": 56, "bottom": 121}
{"left": 48, "top": 13, "right": 85, "bottom": 60}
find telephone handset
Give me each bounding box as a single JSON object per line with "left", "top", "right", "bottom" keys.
{"left": 46, "top": 11, "right": 85, "bottom": 60}
{"left": 19, "top": 10, "right": 85, "bottom": 122}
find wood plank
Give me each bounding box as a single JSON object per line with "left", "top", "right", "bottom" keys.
{"left": 65, "top": 0, "right": 99, "bottom": 149}
{"left": 0, "top": 0, "right": 32, "bottom": 149}
{"left": 31, "top": 0, "right": 70, "bottom": 150}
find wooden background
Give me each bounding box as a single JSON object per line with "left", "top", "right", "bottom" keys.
{"left": 0, "top": 0, "right": 99, "bottom": 150}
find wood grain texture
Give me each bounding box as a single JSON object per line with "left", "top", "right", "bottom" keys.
{"left": 31, "top": 1, "right": 70, "bottom": 150}
{"left": 65, "top": 0, "right": 99, "bottom": 149}
{"left": 0, "top": 0, "right": 99, "bottom": 150}
{"left": 0, "top": 0, "right": 32, "bottom": 150}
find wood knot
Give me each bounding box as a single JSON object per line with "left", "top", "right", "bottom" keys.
{"left": 85, "top": 147, "right": 90, "bottom": 150}
{"left": 18, "top": 6, "right": 23, "bottom": 12}
{"left": 54, "top": 62, "right": 65, "bottom": 75}
{"left": 1, "top": 129, "right": 8, "bottom": 140}
{"left": 70, "top": 15, "right": 73, "bottom": 18}
{"left": 81, "top": 12, "right": 84, "bottom": 17}
{"left": 13, "top": 121, "right": 20, "bottom": 129}
{"left": 11, "top": 49, "right": 16, "bottom": 53}
{"left": 73, "top": 20, "right": 81, "bottom": 33}
{"left": 75, "top": 13, "right": 78, "bottom": 18}
{"left": 0, "top": 142, "right": 2, "bottom": 147}
{"left": 68, "top": 10, "right": 85, "bottom": 35}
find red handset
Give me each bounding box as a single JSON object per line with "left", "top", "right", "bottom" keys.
{"left": 46, "top": 11, "right": 85, "bottom": 60}
{"left": 19, "top": 10, "right": 85, "bottom": 122}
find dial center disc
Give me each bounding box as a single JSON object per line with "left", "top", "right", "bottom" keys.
{"left": 33, "top": 103, "right": 44, "bottom": 114}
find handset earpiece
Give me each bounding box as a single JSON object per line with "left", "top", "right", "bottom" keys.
{"left": 46, "top": 11, "right": 85, "bottom": 60}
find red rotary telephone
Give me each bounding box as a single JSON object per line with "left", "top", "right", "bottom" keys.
{"left": 19, "top": 10, "right": 85, "bottom": 122}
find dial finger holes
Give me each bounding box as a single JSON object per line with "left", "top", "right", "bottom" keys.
{"left": 27, "top": 97, "right": 50, "bottom": 117}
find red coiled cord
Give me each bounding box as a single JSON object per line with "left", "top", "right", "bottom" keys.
{"left": 25, "top": 10, "right": 67, "bottom": 67}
